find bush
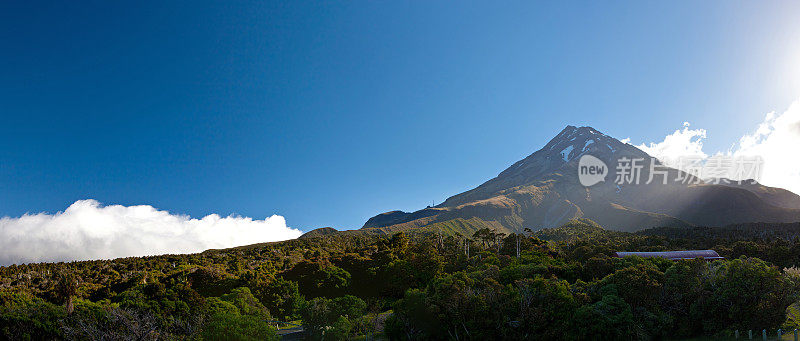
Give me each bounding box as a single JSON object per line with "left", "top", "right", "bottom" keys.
{"left": 201, "top": 312, "right": 277, "bottom": 341}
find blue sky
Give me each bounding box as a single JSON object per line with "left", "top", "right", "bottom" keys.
{"left": 2, "top": 1, "right": 800, "bottom": 232}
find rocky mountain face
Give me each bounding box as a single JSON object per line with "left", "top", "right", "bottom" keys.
{"left": 360, "top": 126, "right": 800, "bottom": 234}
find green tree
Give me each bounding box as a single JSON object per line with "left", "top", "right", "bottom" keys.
{"left": 254, "top": 278, "right": 304, "bottom": 320}
{"left": 700, "top": 257, "right": 794, "bottom": 332}
{"left": 220, "top": 287, "right": 270, "bottom": 319}
{"left": 55, "top": 272, "right": 78, "bottom": 314}
{"left": 513, "top": 277, "right": 578, "bottom": 339}
{"left": 201, "top": 313, "right": 277, "bottom": 341}
{"left": 300, "top": 295, "right": 366, "bottom": 340}
{"left": 284, "top": 261, "right": 351, "bottom": 298}
{"left": 574, "top": 294, "right": 636, "bottom": 340}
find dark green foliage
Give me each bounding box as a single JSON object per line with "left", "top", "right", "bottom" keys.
{"left": 574, "top": 293, "right": 636, "bottom": 340}
{"left": 188, "top": 267, "right": 240, "bottom": 297}
{"left": 699, "top": 257, "right": 794, "bottom": 332}
{"left": 250, "top": 277, "right": 304, "bottom": 320}
{"left": 2, "top": 222, "right": 800, "bottom": 339}
{"left": 513, "top": 277, "right": 579, "bottom": 339}
{"left": 0, "top": 291, "right": 65, "bottom": 340}
{"left": 300, "top": 295, "right": 366, "bottom": 340}
{"left": 201, "top": 313, "right": 277, "bottom": 341}
{"left": 219, "top": 287, "right": 270, "bottom": 319}
{"left": 199, "top": 287, "right": 276, "bottom": 340}
{"left": 282, "top": 260, "right": 351, "bottom": 298}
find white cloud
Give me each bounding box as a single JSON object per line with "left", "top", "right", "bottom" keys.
{"left": 0, "top": 199, "right": 302, "bottom": 266}
{"left": 635, "top": 122, "right": 708, "bottom": 162}
{"left": 733, "top": 99, "right": 800, "bottom": 194}
{"left": 632, "top": 98, "right": 800, "bottom": 195}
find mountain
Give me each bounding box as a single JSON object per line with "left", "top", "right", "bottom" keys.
{"left": 712, "top": 178, "right": 800, "bottom": 209}
{"left": 298, "top": 227, "right": 339, "bottom": 239}
{"left": 360, "top": 125, "right": 800, "bottom": 234}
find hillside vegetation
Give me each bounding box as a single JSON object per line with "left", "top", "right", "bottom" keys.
{"left": 3, "top": 220, "right": 800, "bottom": 339}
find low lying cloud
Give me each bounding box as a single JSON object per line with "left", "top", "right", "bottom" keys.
{"left": 629, "top": 98, "right": 800, "bottom": 195}
{"left": 0, "top": 200, "right": 302, "bottom": 266}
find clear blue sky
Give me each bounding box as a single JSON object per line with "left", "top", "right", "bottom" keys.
{"left": 2, "top": 1, "right": 799, "bottom": 231}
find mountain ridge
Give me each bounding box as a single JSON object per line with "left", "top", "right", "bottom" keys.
{"left": 358, "top": 125, "right": 800, "bottom": 235}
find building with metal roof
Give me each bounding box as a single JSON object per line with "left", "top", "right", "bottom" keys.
{"left": 613, "top": 250, "right": 724, "bottom": 261}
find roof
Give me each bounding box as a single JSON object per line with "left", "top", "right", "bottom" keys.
{"left": 613, "top": 250, "right": 724, "bottom": 261}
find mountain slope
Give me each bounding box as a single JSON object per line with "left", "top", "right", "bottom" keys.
{"left": 713, "top": 179, "right": 800, "bottom": 209}
{"left": 360, "top": 125, "right": 800, "bottom": 235}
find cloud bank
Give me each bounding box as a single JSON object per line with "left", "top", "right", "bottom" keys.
{"left": 0, "top": 200, "right": 302, "bottom": 266}
{"left": 636, "top": 122, "right": 708, "bottom": 162}
{"left": 630, "top": 98, "right": 800, "bottom": 195}
{"left": 733, "top": 100, "right": 800, "bottom": 195}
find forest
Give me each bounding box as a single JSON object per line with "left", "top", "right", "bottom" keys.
{"left": 3, "top": 219, "right": 800, "bottom": 340}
